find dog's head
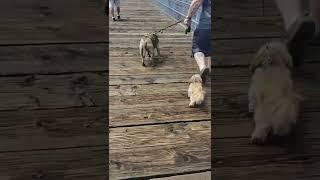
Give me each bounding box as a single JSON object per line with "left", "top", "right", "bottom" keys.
{"left": 189, "top": 74, "right": 202, "bottom": 84}
{"left": 250, "top": 41, "right": 293, "bottom": 73}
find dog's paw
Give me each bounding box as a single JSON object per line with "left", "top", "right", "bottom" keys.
{"left": 189, "top": 101, "right": 195, "bottom": 108}
{"left": 250, "top": 135, "right": 267, "bottom": 145}
{"left": 250, "top": 128, "right": 269, "bottom": 145}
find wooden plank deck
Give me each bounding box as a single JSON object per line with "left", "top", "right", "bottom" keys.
{"left": 0, "top": 0, "right": 107, "bottom": 179}
{"left": 213, "top": 0, "right": 320, "bottom": 179}
{"left": 109, "top": 0, "right": 211, "bottom": 179}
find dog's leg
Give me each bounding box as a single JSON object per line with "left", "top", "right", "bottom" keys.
{"left": 251, "top": 125, "right": 270, "bottom": 144}
{"left": 139, "top": 40, "right": 146, "bottom": 66}
{"left": 156, "top": 45, "right": 160, "bottom": 57}
{"left": 151, "top": 48, "right": 155, "bottom": 66}
{"left": 156, "top": 46, "right": 161, "bottom": 63}
{"left": 188, "top": 87, "right": 191, "bottom": 98}
{"left": 189, "top": 100, "right": 196, "bottom": 108}
{"left": 251, "top": 118, "right": 271, "bottom": 144}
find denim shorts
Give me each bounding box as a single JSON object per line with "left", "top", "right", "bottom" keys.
{"left": 192, "top": 28, "right": 211, "bottom": 57}
{"left": 109, "top": 0, "right": 120, "bottom": 8}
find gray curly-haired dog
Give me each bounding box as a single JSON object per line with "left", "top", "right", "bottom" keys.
{"left": 249, "top": 41, "right": 303, "bottom": 144}
{"left": 139, "top": 33, "right": 160, "bottom": 66}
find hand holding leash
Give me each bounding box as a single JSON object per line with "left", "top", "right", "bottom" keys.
{"left": 184, "top": 17, "right": 192, "bottom": 34}
{"left": 185, "top": 26, "right": 191, "bottom": 34}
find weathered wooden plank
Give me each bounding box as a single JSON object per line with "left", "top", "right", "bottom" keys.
{"left": 109, "top": 57, "right": 198, "bottom": 75}
{"left": 214, "top": 0, "right": 263, "bottom": 17}
{"left": 109, "top": 47, "right": 191, "bottom": 57}
{"left": 0, "top": 44, "right": 106, "bottom": 75}
{"left": 109, "top": 73, "right": 192, "bottom": 85}
{"left": 109, "top": 83, "right": 210, "bottom": 127}
{"left": 110, "top": 81, "right": 211, "bottom": 110}
{"left": 0, "top": 0, "right": 105, "bottom": 44}
{"left": 0, "top": 73, "right": 106, "bottom": 111}
{"left": 213, "top": 135, "right": 320, "bottom": 179}
{"left": 213, "top": 16, "right": 284, "bottom": 39}
{"left": 152, "top": 171, "right": 211, "bottom": 180}
{"left": 262, "top": 0, "right": 281, "bottom": 16}
{"left": 109, "top": 121, "right": 211, "bottom": 179}
{"left": 0, "top": 146, "right": 106, "bottom": 180}
{"left": 110, "top": 105, "right": 210, "bottom": 127}
{"left": 213, "top": 39, "right": 320, "bottom": 66}
{"left": 0, "top": 107, "right": 106, "bottom": 152}
{"left": 214, "top": 164, "right": 320, "bottom": 180}
{"left": 110, "top": 40, "right": 190, "bottom": 48}
{"left": 213, "top": 38, "right": 282, "bottom": 66}
{"left": 109, "top": 37, "right": 192, "bottom": 44}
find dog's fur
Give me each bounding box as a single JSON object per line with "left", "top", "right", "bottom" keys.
{"left": 249, "top": 41, "right": 303, "bottom": 144}
{"left": 188, "top": 74, "right": 206, "bottom": 107}
{"left": 139, "top": 33, "right": 160, "bottom": 66}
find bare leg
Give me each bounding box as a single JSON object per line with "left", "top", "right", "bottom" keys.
{"left": 275, "top": 0, "right": 305, "bottom": 31}
{"left": 310, "top": 0, "right": 320, "bottom": 34}
{"left": 117, "top": 6, "right": 120, "bottom": 16}
{"left": 194, "top": 52, "right": 206, "bottom": 71}
{"left": 110, "top": 8, "right": 115, "bottom": 18}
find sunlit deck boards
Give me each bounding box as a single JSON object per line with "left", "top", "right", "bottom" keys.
{"left": 213, "top": 0, "right": 320, "bottom": 179}
{"left": 108, "top": 0, "right": 211, "bottom": 179}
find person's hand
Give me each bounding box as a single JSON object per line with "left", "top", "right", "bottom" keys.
{"left": 184, "top": 17, "right": 191, "bottom": 27}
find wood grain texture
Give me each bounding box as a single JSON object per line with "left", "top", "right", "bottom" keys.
{"left": 109, "top": 0, "right": 211, "bottom": 178}
{"left": 152, "top": 171, "right": 211, "bottom": 180}
{"left": 0, "top": 44, "right": 106, "bottom": 75}
{"left": 109, "top": 121, "right": 211, "bottom": 179}
{"left": 0, "top": 146, "right": 107, "bottom": 180}
{"left": 0, "top": 0, "right": 107, "bottom": 178}
{"left": 213, "top": 16, "right": 284, "bottom": 39}
{"left": 0, "top": 73, "right": 106, "bottom": 111}
{"left": 0, "top": 0, "right": 106, "bottom": 44}
{"left": 0, "top": 107, "right": 106, "bottom": 152}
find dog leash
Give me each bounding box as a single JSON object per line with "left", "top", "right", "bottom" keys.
{"left": 153, "top": 19, "right": 191, "bottom": 35}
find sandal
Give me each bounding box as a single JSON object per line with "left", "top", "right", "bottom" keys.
{"left": 200, "top": 67, "right": 210, "bottom": 84}
{"left": 286, "top": 15, "right": 315, "bottom": 67}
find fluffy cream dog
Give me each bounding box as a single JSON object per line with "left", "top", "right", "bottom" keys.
{"left": 249, "top": 41, "right": 303, "bottom": 144}
{"left": 139, "top": 33, "right": 160, "bottom": 66}
{"left": 188, "top": 74, "right": 206, "bottom": 107}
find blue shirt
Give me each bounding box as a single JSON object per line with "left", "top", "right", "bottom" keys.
{"left": 197, "top": 0, "right": 211, "bottom": 29}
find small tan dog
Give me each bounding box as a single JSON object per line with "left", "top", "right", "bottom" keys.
{"left": 139, "top": 33, "right": 160, "bottom": 66}
{"left": 249, "top": 41, "right": 303, "bottom": 144}
{"left": 188, "top": 74, "right": 206, "bottom": 107}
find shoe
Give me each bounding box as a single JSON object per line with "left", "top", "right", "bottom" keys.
{"left": 200, "top": 67, "right": 210, "bottom": 84}
{"left": 286, "top": 16, "right": 315, "bottom": 67}
{"left": 112, "top": 17, "right": 116, "bottom": 21}
{"left": 117, "top": 15, "right": 121, "bottom": 20}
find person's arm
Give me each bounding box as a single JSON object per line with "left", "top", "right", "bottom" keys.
{"left": 184, "top": 0, "right": 204, "bottom": 26}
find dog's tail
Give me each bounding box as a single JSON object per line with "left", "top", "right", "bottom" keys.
{"left": 271, "top": 92, "right": 303, "bottom": 136}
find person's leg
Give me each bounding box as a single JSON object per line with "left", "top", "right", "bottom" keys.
{"left": 194, "top": 52, "right": 209, "bottom": 83}
{"left": 194, "top": 52, "right": 206, "bottom": 71}
{"left": 109, "top": 0, "right": 116, "bottom": 20}
{"left": 275, "top": 0, "right": 305, "bottom": 31}
{"left": 116, "top": 0, "right": 121, "bottom": 19}
{"left": 275, "top": 0, "right": 315, "bottom": 66}
{"left": 310, "top": 0, "right": 320, "bottom": 35}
